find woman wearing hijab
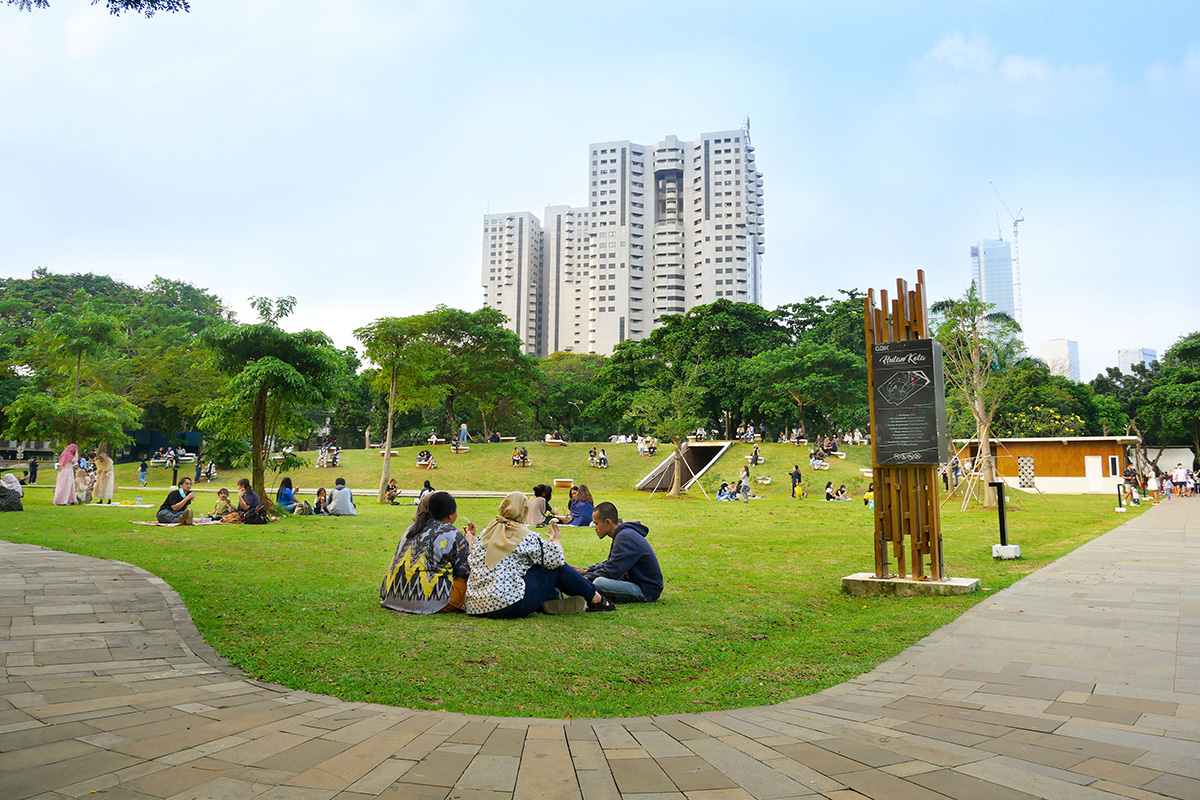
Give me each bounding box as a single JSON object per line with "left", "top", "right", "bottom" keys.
{"left": 0, "top": 473, "right": 24, "bottom": 512}
{"left": 465, "top": 491, "right": 615, "bottom": 618}
{"left": 93, "top": 453, "right": 116, "bottom": 504}
{"left": 53, "top": 444, "right": 79, "bottom": 506}
{"left": 75, "top": 463, "right": 94, "bottom": 505}
{"left": 380, "top": 491, "right": 475, "bottom": 614}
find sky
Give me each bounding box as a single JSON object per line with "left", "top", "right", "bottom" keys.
{"left": 2, "top": 1, "right": 1198, "bottom": 381}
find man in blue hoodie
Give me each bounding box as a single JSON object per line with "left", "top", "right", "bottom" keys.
{"left": 579, "top": 501, "right": 663, "bottom": 603}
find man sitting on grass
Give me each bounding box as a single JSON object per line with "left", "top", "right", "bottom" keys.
{"left": 328, "top": 477, "right": 356, "bottom": 516}
{"left": 579, "top": 501, "right": 663, "bottom": 603}
{"left": 157, "top": 476, "right": 196, "bottom": 525}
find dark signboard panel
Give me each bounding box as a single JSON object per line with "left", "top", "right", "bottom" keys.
{"left": 871, "top": 339, "right": 948, "bottom": 465}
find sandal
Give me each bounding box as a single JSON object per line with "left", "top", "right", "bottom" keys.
{"left": 587, "top": 597, "right": 617, "bottom": 612}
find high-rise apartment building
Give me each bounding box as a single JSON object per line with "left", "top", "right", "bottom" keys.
{"left": 481, "top": 212, "right": 544, "bottom": 356}
{"left": 482, "top": 126, "right": 764, "bottom": 356}
{"left": 1117, "top": 348, "right": 1157, "bottom": 374}
{"left": 1040, "top": 338, "right": 1080, "bottom": 382}
{"left": 970, "top": 239, "right": 1016, "bottom": 322}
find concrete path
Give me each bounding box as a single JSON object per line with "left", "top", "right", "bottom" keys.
{"left": 1, "top": 501, "right": 1197, "bottom": 800}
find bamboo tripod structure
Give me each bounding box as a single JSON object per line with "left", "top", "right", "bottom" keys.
{"left": 864, "top": 271, "right": 945, "bottom": 581}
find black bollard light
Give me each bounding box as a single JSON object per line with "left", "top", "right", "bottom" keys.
{"left": 989, "top": 481, "right": 1008, "bottom": 546}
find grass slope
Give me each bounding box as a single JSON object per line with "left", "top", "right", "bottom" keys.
{"left": 1, "top": 445, "right": 1141, "bottom": 718}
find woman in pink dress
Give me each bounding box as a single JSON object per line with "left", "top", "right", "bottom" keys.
{"left": 53, "top": 444, "right": 79, "bottom": 506}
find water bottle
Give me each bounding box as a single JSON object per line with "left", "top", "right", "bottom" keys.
{"left": 136, "top": 496, "right": 142, "bottom": 505}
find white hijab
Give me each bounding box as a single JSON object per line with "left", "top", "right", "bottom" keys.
{"left": 1, "top": 473, "right": 23, "bottom": 497}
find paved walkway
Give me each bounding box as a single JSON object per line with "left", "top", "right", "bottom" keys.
{"left": 1, "top": 501, "right": 1197, "bottom": 800}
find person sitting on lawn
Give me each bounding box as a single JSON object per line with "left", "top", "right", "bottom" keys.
{"left": 327, "top": 477, "right": 356, "bottom": 516}
{"left": 556, "top": 484, "right": 594, "bottom": 526}
{"left": 313, "top": 487, "right": 332, "bottom": 516}
{"left": 464, "top": 491, "right": 614, "bottom": 618}
{"left": 489, "top": 431, "right": 501, "bottom": 443}
{"left": 598, "top": 449, "right": 609, "bottom": 468}
{"left": 0, "top": 473, "right": 24, "bottom": 513}
{"left": 863, "top": 482, "right": 874, "bottom": 508}
{"left": 716, "top": 481, "right": 735, "bottom": 501}
{"left": 380, "top": 491, "right": 476, "bottom": 615}
{"left": 580, "top": 501, "right": 663, "bottom": 604}
{"left": 386, "top": 478, "right": 401, "bottom": 505}
{"left": 157, "top": 476, "right": 196, "bottom": 525}
{"left": 275, "top": 476, "right": 300, "bottom": 514}
{"left": 211, "top": 487, "right": 234, "bottom": 519}
{"left": 834, "top": 484, "right": 851, "bottom": 501}
{"left": 824, "top": 481, "right": 835, "bottom": 501}
{"left": 236, "top": 478, "right": 266, "bottom": 522}
{"left": 526, "top": 484, "right": 553, "bottom": 526}
{"left": 588, "top": 447, "right": 599, "bottom": 467}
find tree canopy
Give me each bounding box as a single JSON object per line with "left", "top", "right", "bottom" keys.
{"left": 5, "top": 0, "right": 189, "bottom": 16}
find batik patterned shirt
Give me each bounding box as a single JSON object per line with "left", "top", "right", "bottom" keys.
{"left": 379, "top": 520, "right": 470, "bottom": 614}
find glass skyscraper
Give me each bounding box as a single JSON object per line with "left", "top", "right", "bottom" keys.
{"left": 970, "top": 239, "right": 1016, "bottom": 321}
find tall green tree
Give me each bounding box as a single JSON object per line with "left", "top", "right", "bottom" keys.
{"left": 1147, "top": 332, "right": 1200, "bottom": 459}
{"left": 199, "top": 297, "right": 345, "bottom": 498}
{"left": 423, "top": 306, "right": 537, "bottom": 436}
{"left": 6, "top": 0, "right": 189, "bottom": 16}
{"left": 931, "top": 283, "right": 1023, "bottom": 507}
{"left": 529, "top": 352, "right": 607, "bottom": 440}
{"left": 355, "top": 314, "right": 446, "bottom": 503}
{"left": 741, "top": 342, "right": 865, "bottom": 436}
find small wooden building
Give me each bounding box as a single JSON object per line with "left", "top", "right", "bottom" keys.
{"left": 952, "top": 436, "right": 1140, "bottom": 494}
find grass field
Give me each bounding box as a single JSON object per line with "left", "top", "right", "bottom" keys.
{"left": 0, "top": 443, "right": 1142, "bottom": 719}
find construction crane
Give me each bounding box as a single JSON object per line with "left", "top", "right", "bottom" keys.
{"left": 990, "top": 181, "right": 1024, "bottom": 328}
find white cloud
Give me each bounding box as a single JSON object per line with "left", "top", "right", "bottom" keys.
{"left": 925, "top": 32, "right": 996, "bottom": 74}
{"left": 1146, "top": 44, "right": 1200, "bottom": 91}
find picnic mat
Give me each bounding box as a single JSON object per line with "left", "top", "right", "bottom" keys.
{"left": 130, "top": 519, "right": 223, "bottom": 527}
{"left": 88, "top": 503, "right": 154, "bottom": 508}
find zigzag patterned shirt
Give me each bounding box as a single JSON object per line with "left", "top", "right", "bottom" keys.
{"left": 379, "top": 520, "right": 470, "bottom": 614}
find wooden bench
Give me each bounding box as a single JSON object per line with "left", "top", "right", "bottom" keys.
{"left": 416, "top": 460, "right": 435, "bottom": 470}
{"left": 744, "top": 455, "right": 767, "bottom": 464}
{"left": 832, "top": 451, "right": 847, "bottom": 460}
{"left": 149, "top": 458, "right": 167, "bottom": 467}
{"left": 378, "top": 449, "right": 401, "bottom": 456}
{"left": 449, "top": 445, "right": 470, "bottom": 454}
{"left": 499, "top": 436, "right": 517, "bottom": 443}
{"left": 427, "top": 438, "right": 446, "bottom": 446}
{"left": 553, "top": 478, "right": 574, "bottom": 489}
{"left": 544, "top": 440, "right": 566, "bottom": 447}
{"left": 512, "top": 460, "right": 532, "bottom": 467}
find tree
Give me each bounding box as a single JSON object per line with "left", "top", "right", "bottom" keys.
{"left": 931, "top": 284, "right": 1023, "bottom": 507}
{"left": 775, "top": 290, "right": 867, "bottom": 358}
{"left": 423, "top": 306, "right": 537, "bottom": 436}
{"left": 741, "top": 342, "right": 865, "bottom": 437}
{"left": 40, "top": 300, "right": 122, "bottom": 442}
{"left": 199, "top": 297, "right": 345, "bottom": 498}
{"left": 4, "top": 389, "right": 141, "bottom": 449}
{"left": 1147, "top": 332, "right": 1200, "bottom": 459}
{"left": 529, "top": 353, "right": 606, "bottom": 440}
{"left": 355, "top": 314, "right": 446, "bottom": 503}
{"left": 624, "top": 376, "right": 707, "bottom": 498}
{"left": 6, "top": 0, "right": 189, "bottom": 16}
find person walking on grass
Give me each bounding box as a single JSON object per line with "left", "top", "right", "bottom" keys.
{"left": 790, "top": 464, "right": 805, "bottom": 498}
{"left": 579, "top": 501, "right": 663, "bottom": 604}
{"left": 157, "top": 476, "right": 196, "bottom": 525}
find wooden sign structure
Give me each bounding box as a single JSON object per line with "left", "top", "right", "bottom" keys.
{"left": 863, "top": 270, "right": 945, "bottom": 581}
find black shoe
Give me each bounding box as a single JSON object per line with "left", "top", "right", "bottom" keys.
{"left": 587, "top": 597, "right": 617, "bottom": 612}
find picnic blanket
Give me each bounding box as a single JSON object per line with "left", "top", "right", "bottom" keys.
{"left": 131, "top": 519, "right": 224, "bottom": 527}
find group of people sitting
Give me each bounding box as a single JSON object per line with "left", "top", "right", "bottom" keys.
{"left": 717, "top": 465, "right": 759, "bottom": 501}
{"left": 635, "top": 436, "right": 658, "bottom": 457}
{"left": 735, "top": 423, "right": 758, "bottom": 443}
{"left": 316, "top": 441, "right": 341, "bottom": 469}
{"left": 152, "top": 446, "right": 190, "bottom": 468}
{"left": 511, "top": 446, "right": 530, "bottom": 467}
{"left": 416, "top": 449, "right": 438, "bottom": 469}
{"left": 379, "top": 487, "right": 663, "bottom": 617}
{"left": 587, "top": 447, "right": 609, "bottom": 469}
{"left": 155, "top": 475, "right": 358, "bottom": 524}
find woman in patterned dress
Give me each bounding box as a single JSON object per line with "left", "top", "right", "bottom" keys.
{"left": 380, "top": 492, "right": 475, "bottom": 614}
{"left": 465, "top": 491, "right": 615, "bottom": 618}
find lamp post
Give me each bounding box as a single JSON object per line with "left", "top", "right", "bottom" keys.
{"left": 568, "top": 400, "right": 585, "bottom": 442}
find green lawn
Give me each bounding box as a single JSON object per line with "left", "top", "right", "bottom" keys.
{"left": 1, "top": 444, "right": 1142, "bottom": 719}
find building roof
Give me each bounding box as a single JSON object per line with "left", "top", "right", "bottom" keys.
{"left": 953, "top": 436, "right": 1141, "bottom": 445}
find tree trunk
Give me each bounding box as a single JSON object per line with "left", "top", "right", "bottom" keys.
{"left": 480, "top": 409, "right": 490, "bottom": 439}
{"left": 377, "top": 369, "right": 397, "bottom": 503}
{"left": 252, "top": 387, "right": 268, "bottom": 499}
{"left": 670, "top": 439, "right": 685, "bottom": 497}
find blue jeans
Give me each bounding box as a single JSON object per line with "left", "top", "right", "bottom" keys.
{"left": 483, "top": 566, "right": 596, "bottom": 619}
{"left": 592, "top": 577, "right": 653, "bottom": 603}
